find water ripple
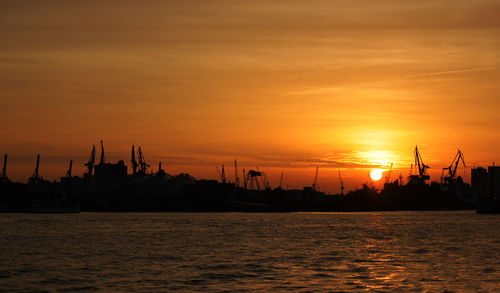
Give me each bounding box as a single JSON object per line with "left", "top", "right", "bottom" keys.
{"left": 0, "top": 211, "right": 499, "bottom": 292}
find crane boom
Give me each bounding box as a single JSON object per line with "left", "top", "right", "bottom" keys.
{"left": 246, "top": 169, "right": 263, "bottom": 190}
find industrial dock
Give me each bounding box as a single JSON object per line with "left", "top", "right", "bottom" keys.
{"left": 1, "top": 143, "right": 499, "bottom": 213}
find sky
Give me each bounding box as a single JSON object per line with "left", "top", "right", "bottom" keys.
{"left": 1, "top": 0, "right": 500, "bottom": 192}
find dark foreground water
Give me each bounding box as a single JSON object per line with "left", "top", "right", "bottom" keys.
{"left": 1, "top": 211, "right": 500, "bottom": 292}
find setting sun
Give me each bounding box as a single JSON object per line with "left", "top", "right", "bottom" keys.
{"left": 370, "top": 169, "right": 383, "bottom": 181}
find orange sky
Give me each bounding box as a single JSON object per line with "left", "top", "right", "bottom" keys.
{"left": 1, "top": 0, "right": 500, "bottom": 192}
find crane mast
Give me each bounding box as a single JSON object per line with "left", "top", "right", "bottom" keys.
{"left": 242, "top": 168, "right": 247, "bottom": 189}
{"left": 155, "top": 161, "right": 166, "bottom": 177}
{"left": 99, "top": 140, "right": 105, "bottom": 165}
{"left": 33, "top": 154, "right": 40, "bottom": 179}
{"left": 1, "top": 154, "right": 7, "bottom": 180}
{"left": 338, "top": 169, "right": 344, "bottom": 196}
{"left": 131, "top": 145, "right": 139, "bottom": 175}
{"left": 66, "top": 160, "right": 73, "bottom": 178}
{"left": 234, "top": 160, "right": 239, "bottom": 188}
{"left": 279, "top": 171, "right": 284, "bottom": 189}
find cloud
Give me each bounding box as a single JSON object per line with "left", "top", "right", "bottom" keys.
{"left": 401, "top": 66, "right": 497, "bottom": 80}
{"left": 1, "top": 0, "right": 500, "bottom": 183}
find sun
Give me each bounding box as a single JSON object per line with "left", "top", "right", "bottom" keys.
{"left": 370, "top": 169, "right": 383, "bottom": 181}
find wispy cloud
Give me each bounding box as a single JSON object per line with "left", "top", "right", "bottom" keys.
{"left": 401, "top": 66, "right": 496, "bottom": 80}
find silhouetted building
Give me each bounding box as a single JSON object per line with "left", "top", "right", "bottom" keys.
{"left": 94, "top": 160, "right": 127, "bottom": 180}
{"left": 472, "top": 167, "right": 488, "bottom": 200}
{"left": 488, "top": 166, "right": 500, "bottom": 198}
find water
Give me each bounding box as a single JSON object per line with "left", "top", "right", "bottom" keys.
{"left": 1, "top": 211, "right": 499, "bottom": 292}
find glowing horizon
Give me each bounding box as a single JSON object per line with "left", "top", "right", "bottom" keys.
{"left": 0, "top": 142, "right": 475, "bottom": 193}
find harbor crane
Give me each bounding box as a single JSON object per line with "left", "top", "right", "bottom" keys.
{"left": 312, "top": 166, "right": 319, "bottom": 192}
{"left": 263, "top": 173, "right": 270, "bottom": 189}
{"left": 246, "top": 169, "right": 264, "bottom": 190}
{"left": 99, "top": 140, "right": 105, "bottom": 165}
{"left": 156, "top": 161, "right": 167, "bottom": 177}
{"left": 339, "top": 169, "right": 344, "bottom": 196}
{"left": 234, "top": 160, "right": 239, "bottom": 188}
{"left": 1, "top": 154, "right": 7, "bottom": 182}
{"left": 131, "top": 145, "right": 139, "bottom": 175}
{"left": 279, "top": 171, "right": 284, "bottom": 189}
{"left": 29, "top": 154, "right": 42, "bottom": 184}
{"left": 84, "top": 145, "right": 96, "bottom": 177}
{"left": 137, "top": 146, "right": 150, "bottom": 175}
{"left": 66, "top": 160, "right": 73, "bottom": 178}
{"left": 415, "top": 146, "right": 430, "bottom": 179}
{"left": 242, "top": 168, "right": 247, "bottom": 189}
{"left": 442, "top": 149, "right": 466, "bottom": 184}
{"left": 409, "top": 146, "right": 430, "bottom": 183}
{"left": 216, "top": 164, "right": 226, "bottom": 183}
{"left": 256, "top": 167, "right": 269, "bottom": 189}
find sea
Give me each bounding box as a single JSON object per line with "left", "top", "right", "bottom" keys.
{"left": 1, "top": 211, "right": 499, "bottom": 292}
